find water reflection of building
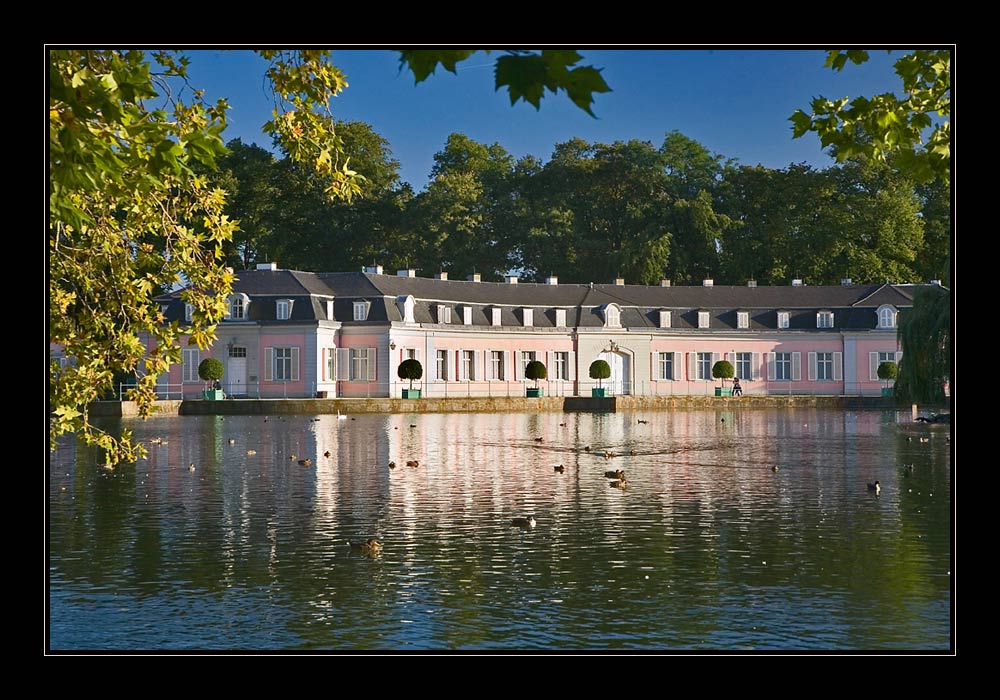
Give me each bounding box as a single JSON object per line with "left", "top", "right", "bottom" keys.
{"left": 111, "top": 265, "right": 941, "bottom": 399}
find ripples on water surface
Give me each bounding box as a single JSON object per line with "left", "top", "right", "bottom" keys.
{"left": 48, "top": 409, "right": 952, "bottom": 651}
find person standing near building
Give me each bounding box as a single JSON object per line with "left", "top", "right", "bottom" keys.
{"left": 732, "top": 377, "right": 743, "bottom": 397}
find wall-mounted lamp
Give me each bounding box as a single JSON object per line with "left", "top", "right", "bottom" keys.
{"left": 389, "top": 342, "right": 396, "bottom": 350}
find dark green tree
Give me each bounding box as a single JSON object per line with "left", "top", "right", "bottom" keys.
{"left": 896, "top": 286, "right": 950, "bottom": 404}
{"left": 397, "top": 358, "right": 423, "bottom": 390}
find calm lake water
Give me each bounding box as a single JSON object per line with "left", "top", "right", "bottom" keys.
{"left": 48, "top": 409, "right": 952, "bottom": 651}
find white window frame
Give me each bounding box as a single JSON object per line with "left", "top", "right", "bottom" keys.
{"left": 777, "top": 311, "right": 789, "bottom": 329}
{"left": 463, "top": 306, "right": 473, "bottom": 325}
{"left": 605, "top": 304, "right": 621, "bottom": 328}
{"left": 325, "top": 347, "right": 336, "bottom": 382}
{"left": 489, "top": 350, "right": 505, "bottom": 380}
{"left": 737, "top": 311, "right": 749, "bottom": 329}
{"left": 491, "top": 307, "right": 502, "bottom": 327}
{"left": 877, "top": 305, "right": 897, "bottom": 329}
{"left": 274, "top": 347, "right": 294, "bottom": 381}
{"left": 523, "top": 308, "right": 533, "bottom": 327}
{"left": 816, "top": 352, "right": 834, "bottom": 380}
{"left": 227, "top": 294, "right": 248, "bottom": 321}
{"left": 436, "top": 349, "right": 448, "bottom": 381}
{"left": 554, "top": 351, "right": 568, "bottom": 380}
{"left": 437, "top": 305, "right": 451, "bottom": 324}
{"left": 735, "top": 352, "right": 752, "bottom": 380}
{"left": 353, "top": 301, "right": 369, "bottom": 321}
{"left": 697, "top": 352, "right": 713, "bottom": 380}
{"left": 182, "top": 348, "right": 200, "bottom": 383}
{"left": 555, "top": 309, "right": 567, "bottom": 328}
{"left": 461, "top": 350, "right": 475, "bottom": 381}
{"left": 659, "top": 310, "right": 671, "bottom": 329}
{"left": 817, "top": 311, "right": 834, "bottom": 329}
{"left": 698, "top": 311, "right": 710, "bottom": 329}
{"left": 658, "top": 352, "right": 674, "bottom": 380}
{"left": 184, "top": 303, "right": 193, "bottom": 323}
{"left": 276, "top": 299, "right": 292, "bottom": 321}
{"left": 773, "top": 352, "right": 791, "bottom": 381}
{"left": 349, "top": 347, "right": 376, "bottom": 381}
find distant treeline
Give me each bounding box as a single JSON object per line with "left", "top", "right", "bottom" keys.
{"left": 216, "top": 126, "right": 950, "bottom": 286}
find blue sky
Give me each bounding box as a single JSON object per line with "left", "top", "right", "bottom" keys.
{"left": 182, "top": 48, "right": 904, "bottom": 189}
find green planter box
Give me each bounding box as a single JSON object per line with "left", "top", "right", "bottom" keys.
{"left": 715, "top": 387, "right": 733, "bottom": 397}
{"left": 202, "top": 389, "right": 224, "bottom": 400}
{"left": 591, "top": 388, "right": 607, "bottom": 398}
{"left": 526, "top": 387, "right": 543, "bottom": 398}
{"left": 881, "top": 387, "right": 894, "bottom": 397}
{"left": 402, "top": 389, "right": 422, "bottom": 399}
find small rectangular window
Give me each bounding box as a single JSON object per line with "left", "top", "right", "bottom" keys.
{"left": 735, "top": 352, "right": 752, "bottom": 379}
{"left": 554, "top": 351, "right": 568, "bottom": 380}
{"left": 698, "top": 312, "right": 710, "bottom": 329}
{"left": 436, "top": 349, "right": 448, "bottom": 380}
{"left": 277, "top": 300, "right": 291, "bottom": 321}
{"left": 489, "top": 351, "right": 504, "bottom": 380}
{"left": 461, "top": 350, "right": 474, "bottom": 380}
{"left": 521, "top": 351, "right": 536, "bottom": 379}
{"left": 737, "top": 312, "right": 749, "bottom": 329}
{"left": 816, "top": 352, "right": 833, "bottom": 380}
{"left": 523, "top": 309, "right": 533, "bottom": 327}
{"left": 491, "top": 308, "right": 502, "bottom": 327}
{"left": 697, "top": 352, "right": 712, "bottom": 380}
{"left": 350, "top": 348, "right": 370, "bottom": 380}
{"left": 555, "top": 309, "right": 566, "bottom": 327}
{"left": 231, "top": 297, "right": 245, "bottom": 320}
{"left": 184, "top": 303, "right": 193, "bottom": 323}
{"left": 817, "top": 312, "right": 834, "bottom": 329}
{"left": 463, "top": 306, "right": 473, "bottom": 325}
{"left": 326, "top": 348, "right": 336, "bottom": 381}
{"left": 659, "top": 352, "right": 673, "bottom": 380}
{"left": 659, "top": 311, "right": 671, "bottom": 328}
{"left": 353, "top": 302, "right": 367, "bottom": 321}
{"left": 437, "top": 305, "right": 451, "bottom": 324}
{"left": 274, "top": 347, "right": 293, "bottom": 380}
{"left": 778, "top": 311, "right": 789, "bottom": 329}
{"left": 774, "top": 352, "right": 791, "bottom": 381}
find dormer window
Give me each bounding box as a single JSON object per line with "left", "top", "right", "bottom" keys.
{"left": 698, "top": 311, "right": 710, "bottom": 329}
{"left": 491, "top": 307, "right": 502, "bottom": 327}
{"left": 659, "top": 310, "right": 671, "bottom": 329}
{"left": 603, "top": 304, "right": 621, "bottom": 328}
{"left": 522, "top": 308, "right": 533, "bottom": 327}
{"left": 225, "top": 293, "right": 249, "bottom": 321}
{"left": 353, "top": 301, "right": 369, "bottom": 321}
{"left": 817, "top": 311, "right": 834, "bottom": 329}
{"left": 737, "top": 311, "right": 749, "bottom": 329}
{"left": 777, "top": 311, "right": 789, "bottom": 329}
{"left": 277, "top": 299, "right": 293, "bottom": 321}
{"left": 396, "top": 295, "right": 415, "bottom": 324}
{"left": 462, "top": 306, "right": 473, "bottom": 325}
{"left": 555, "top": 309, "right": 567, "bottom": 327}
{"left": 877, "top": 305, "right": 897, "bottom": 329}
{"left": 437, "top": 305, "right": 452, "bottom": 324}
{"left": 184, "top": 303, "right": 193, "bottom": 323}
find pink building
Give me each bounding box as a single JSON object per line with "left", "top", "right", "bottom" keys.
{"left": 135, "top": 264, "right": 936, "bottom": 399}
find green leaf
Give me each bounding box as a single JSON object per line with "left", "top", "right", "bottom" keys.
{"left": 398, "top": 50, "right": 476, "bottom": 83}
{"left": 495, "top": 54, "right": 547, "bottom": 109}
{"left": 789, "top": 110, "right": 813, "bottom": 138}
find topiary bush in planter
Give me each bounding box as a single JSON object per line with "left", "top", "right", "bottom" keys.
{"left": 398, "top": 358, "right": 423, "bottom": 398}
{"left": 878, "top": 360, "right": 898, "bottom": 397}
{"left": 525, "top": 359, "right": 546, "bottom": 397}
{"left": 712, "top": 360, "right": 734, "bottom": 396}
{"left": 589, "top": 359, "right": 611, "bottom": 397}
{"left": 198, "top": 357, "right": 225, "bottom": 400}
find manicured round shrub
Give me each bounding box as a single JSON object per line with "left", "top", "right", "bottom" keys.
{"left": 397, "top": 358, "right": 423, "bottom": 389}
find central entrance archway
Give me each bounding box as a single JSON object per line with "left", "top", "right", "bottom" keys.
{"left": 597, "top": 351, "right": 631, "bottom": 395}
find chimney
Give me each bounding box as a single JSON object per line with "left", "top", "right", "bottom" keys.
{"left": 435, "top": 272, "right": 448, "bottom": 280}
{"left": 545, "top": 276, "right": 559, "bottom": 285}
{"left": 747, "top": 279, "right": 757, "bottom": 288}
{"left": 362, "top": 264, "right": 383, "bottom": 275}
{"left": 660, "top": 279, "right": 672, "bottom": 287}
{"left": 467, "top": 273, "right": 481, "bottom": 282}
{"left": 256, "top": 262, "right": 277, "bottom": 271}
{"left": 703, "top": 279, "right": 714, "bottom": 287}
{"left": 397, "top": 268, "right": 416, "bottom": 278}
{"left": 506, "top": 275, "right": 519, "bottom": 284}
{"left": 841, "top": 278, "right": 853, "bottom": 286}
{"left": 614, "top": 277, "right": 625, "bottom": 286}
{"left": 791, "top": 279, "right": 804, "bottom": 287}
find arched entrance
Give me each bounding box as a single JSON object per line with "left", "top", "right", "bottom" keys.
{"left": 597, "top": 350, "right": 631, "bottom": 395}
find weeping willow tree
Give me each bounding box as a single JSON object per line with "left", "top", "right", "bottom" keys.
{"left": 896, "top": 285, "right": 951, "bottom": 404}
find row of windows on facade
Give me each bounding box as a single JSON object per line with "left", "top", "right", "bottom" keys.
{"left": 182, "top": 348, "right": 900, "bottom": 384}
{"left": 182, "top": 298, "right": 899, "bottom": 330}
